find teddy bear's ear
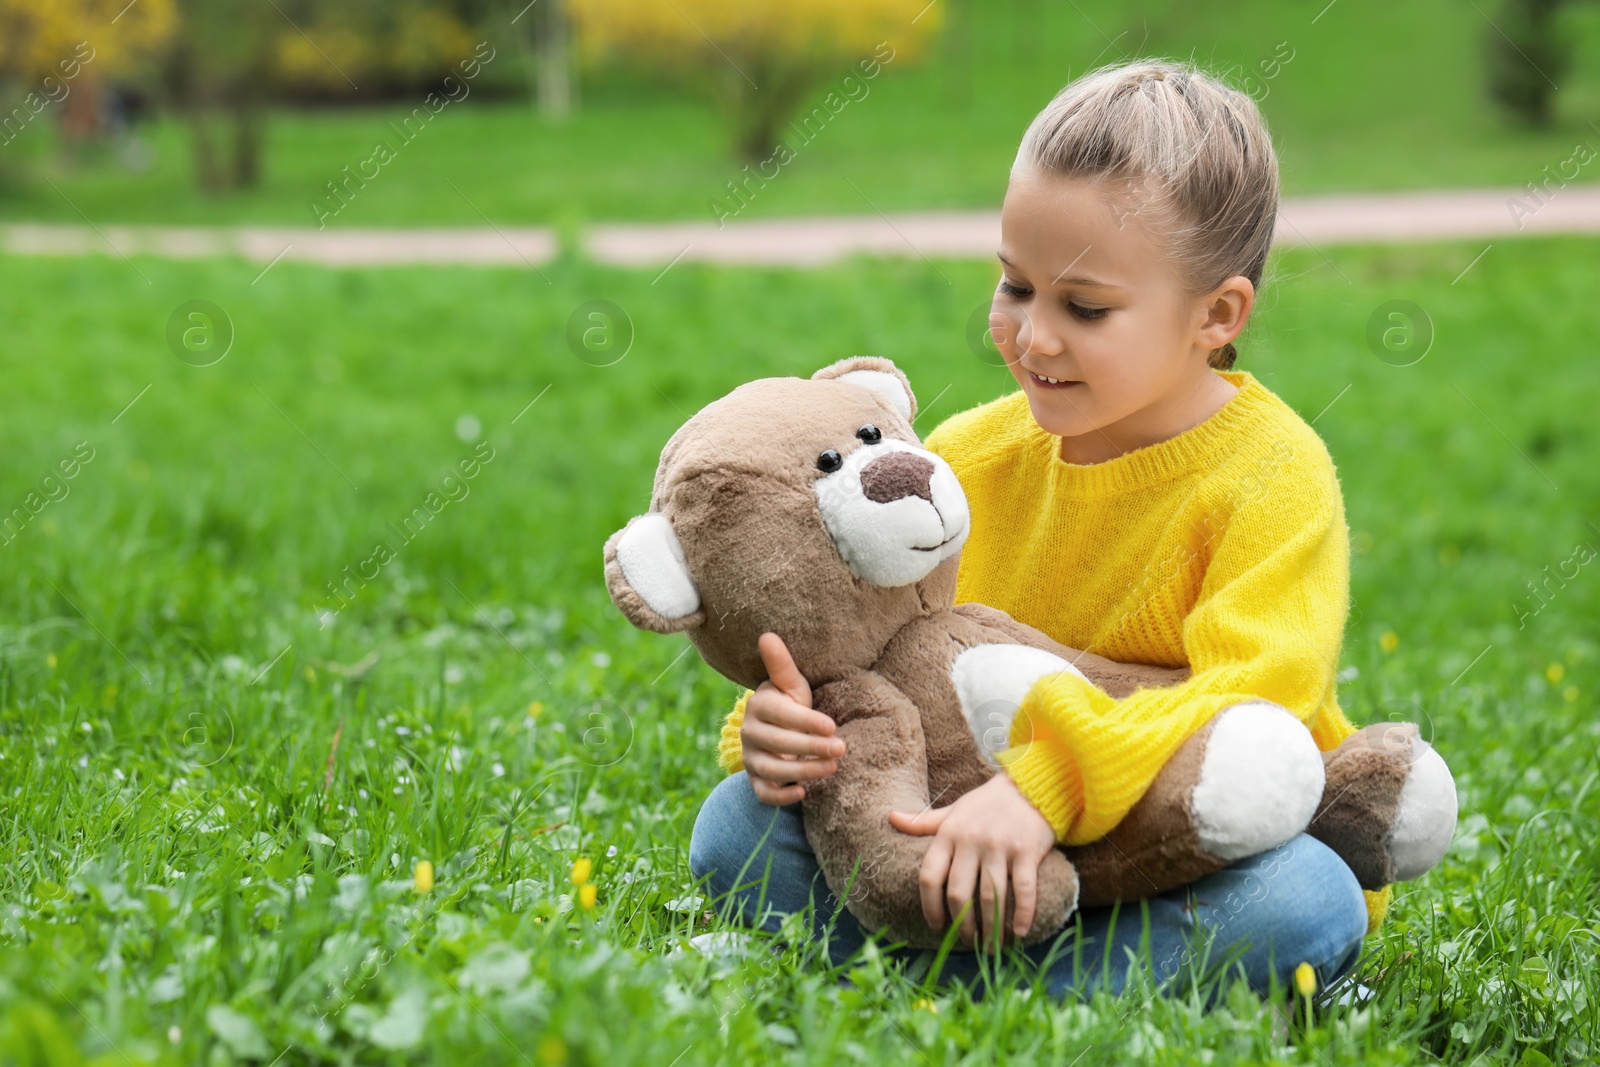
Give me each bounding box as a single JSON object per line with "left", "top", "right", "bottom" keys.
{"left": 811, "top": 356, "right": 917, "bottom": 423}
{"left": 603, "top": 513, "right": 705, "bottom": 634}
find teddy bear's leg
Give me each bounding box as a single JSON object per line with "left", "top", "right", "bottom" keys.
{"left": 1068, "top": 701, "right": 1327, "bottom": 907}
{"left": 802, "top": 672, "right": 1080, "bottom": 949}
{"left": 1306, "top": 722, "right": 1458, "bottom": 889}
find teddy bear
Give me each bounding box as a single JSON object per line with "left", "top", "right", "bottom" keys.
{"left": 604, "top": 356, "right": 1458, "bottom": 949}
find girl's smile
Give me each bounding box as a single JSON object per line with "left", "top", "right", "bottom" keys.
{"left": 1024, "top": 370, "right": 1083, "bottom": 389}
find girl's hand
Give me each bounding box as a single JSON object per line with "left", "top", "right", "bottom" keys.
{"left": 888, "top": 772, "right": 1058, "bottom": 951}
{"left": 740, "top": 632, "right": 847, "bottom": 807}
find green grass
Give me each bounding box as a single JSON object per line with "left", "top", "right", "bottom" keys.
{"left": 0, "top": 232, "right": 1598, "bottom": 1064}
{"left": 4, "top": 0, "right": 1600, "bottom": 226}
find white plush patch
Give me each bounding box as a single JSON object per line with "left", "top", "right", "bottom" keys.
{"left": 950, "top": 644, "right": 1088, "bottom": 766}
{"left": 613, "top": 513, "right": 701, "bottom": 620}
{"left": 814, "top": 439, "right": 968, "bottom": 587}
{"left": 836, "top": 368, "right": 914, "bottom": 422}
{"left": 1191, "top": 701, "right": 1325, "bottom": 861}
{"left": 1386, "top": 739, "right": 1458, "bottom": 881}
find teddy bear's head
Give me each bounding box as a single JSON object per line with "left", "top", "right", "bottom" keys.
{"left": 604, "top": 356, "right": 969, "bottom": 690}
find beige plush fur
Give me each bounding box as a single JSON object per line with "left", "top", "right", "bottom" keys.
{"left": 605, "top": 356, "right": 1453, "bottom": 948}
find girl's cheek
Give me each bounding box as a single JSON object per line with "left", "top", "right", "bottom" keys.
{"left": 996, "top": 312, "right": 1029, "bottom": 356}
{"left": 988, "top": 312, "right": 1015, "bottom": 352}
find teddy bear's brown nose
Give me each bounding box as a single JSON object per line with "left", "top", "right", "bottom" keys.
{"left": 860, "top": 451, "right": 935, "bottom": 503}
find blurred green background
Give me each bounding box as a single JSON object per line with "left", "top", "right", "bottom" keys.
{"left": 3, "top": 0, "right": 1600, "bottom": 224}
{"left": 1, "top": 1, "right": 1598, "bottom": 1064}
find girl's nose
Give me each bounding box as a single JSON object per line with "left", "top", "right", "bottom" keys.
{"left": 1008, "top": 308, "right": 1063, "bottom": 359}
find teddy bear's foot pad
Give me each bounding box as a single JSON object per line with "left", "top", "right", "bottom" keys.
{"left": 1191, "top": 701, "right": 1326, "bottom": 861}
{"left": 1385, "top": 735, "right": 1458, "bottom": 882}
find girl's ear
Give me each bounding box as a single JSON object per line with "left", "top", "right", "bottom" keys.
{"left": 811, "top": 356, "right": 916, "bottom": 423}
{"left": 603, "top": 513, "right": 705, "bottom": 633}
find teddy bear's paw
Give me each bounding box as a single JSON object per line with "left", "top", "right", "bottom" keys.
{"left": 950, "top": 643, "right": 1088, "bottom": 767}
{"left": 1386, "top": 736, "right": 1458, "bottom": 882}
{"left": 1190, "top": 701, "right": 1325, "bottom": 861}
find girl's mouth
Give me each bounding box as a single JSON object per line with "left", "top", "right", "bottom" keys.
{"left": 1028, "top": 371, "right": 1082, "bottom": 390}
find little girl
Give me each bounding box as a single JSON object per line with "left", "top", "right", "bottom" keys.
{"left": 688, "top": 57, "right": 1381, "bottom": 1001}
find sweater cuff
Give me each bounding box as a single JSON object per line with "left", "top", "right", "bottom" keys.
{"left": 996, "top": 730, "right": 1085, "bottom": 845}
{"left": 717, "top": 689, "right": 752, "bottom": 775}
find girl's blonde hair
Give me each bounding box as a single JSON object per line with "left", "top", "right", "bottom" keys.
{"left": 1012, "top": 58, "right": 1279, "bottom": 370}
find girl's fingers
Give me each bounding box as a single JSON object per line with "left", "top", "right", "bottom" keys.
{"left": 979, "top": 856, "right": 1009, "bottom": 952}
{"left": 743, "top": 750, "right": 837, "bottom": 785}
{"left": 1010, "top": 854, "right": 1039, "bottom": 939}
{"left": 888, "top": 806, "right": 946, "bottom": 836}
{"left": 917, "top": 838, "right": 954, "bottom": 931}
{"left": 749, "top": 775, "right": 805, "bottom": 807}
{"left": 749, "top": 689, "right": 841, "bottom": 742}
{"left": 757, "top": 633, "right": 812, "bottom": 707}
{"left": 946, "top": 847, "right": 981, "bottom": 947}
{"left": 742, "top": 716, "right": 844, "bottom": 760}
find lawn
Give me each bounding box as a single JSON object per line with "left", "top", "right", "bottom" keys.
{"left": 4, "top": 0, "right": 1600, "bottom": 227}
{"left": 0, "top": 232, "right": 1597, "bottom": 1064}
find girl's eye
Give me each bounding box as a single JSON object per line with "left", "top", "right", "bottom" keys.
{"left": 997, "top": 280, "right": 1031, "bottom": 299}
{"left": 1069, "top": 303, "right": 1110, "bottom": 322}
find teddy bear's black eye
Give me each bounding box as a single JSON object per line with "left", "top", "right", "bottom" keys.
{"left": 856, "top": 424, "right": 881, "bottom": 443}
{"left": 816, "top": 449, "right": 843, "bottom": 473}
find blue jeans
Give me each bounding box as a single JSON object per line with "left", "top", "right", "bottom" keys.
{"left": 688, "top": 771, "right": 1369, "bottom": 1002}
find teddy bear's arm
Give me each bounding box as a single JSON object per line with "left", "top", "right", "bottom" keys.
{"left": 803, "top": 669, "right": 1082, "bottom": 949}
{"left": 951, "top": 602, "right": 1188, "bottom": 698}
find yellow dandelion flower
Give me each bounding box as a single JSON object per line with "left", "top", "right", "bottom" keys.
{"left": 570, "top": 857, "right": 592, "bottom": 885}
{"left": 527, "top": 701, "right": 544, "bottom": 719}
{"left": 1294, "top": 961, "right": 1317, "bottom": 998}
{"left": 579, "top": 883, "right": 597, "bottom": 909}
{"left": 912, "top": 997, "right": 939, "bottom": 1013}
{"left": 537, "top": 1035, "right": 566, "bottom": 1065}
{"left": 414, "top": 860, "right": 434, "bottom": 893}
{"left": 1379, "top": 631, "right": 1399, "bottom": 654}
{"left": 1546, "top": 663, "right": 1565, "bottom": 684}
{"left": 46, "top": 653, "right": 58, "bottom": 669}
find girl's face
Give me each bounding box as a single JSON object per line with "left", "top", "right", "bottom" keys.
{"left": 991, "top": 169, "right": 1253, "bottom": 463}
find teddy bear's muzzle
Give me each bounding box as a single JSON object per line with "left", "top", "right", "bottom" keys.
{"left": 815, "top": 439, "right": 969, "bottom": 588}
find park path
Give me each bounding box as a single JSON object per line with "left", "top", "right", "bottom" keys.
{"left": 2, "top": 184, "right": 1597, "bottom": 270}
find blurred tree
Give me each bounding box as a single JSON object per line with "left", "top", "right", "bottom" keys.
{"left": 158, "top": 0, "right": 278, "bottom": 191}
{"left": 0, "top": 0, "right": 175, "bottom": 159}
{"left": 1484, "top": 0, "right": 1574, "bottom": 126}
{"left": 0, "top": 0, "right": 176, "bottom": 81}
{"left": 161, "top": 0, "right": 483, "bottom": 193}
{"left": 507, "top": 0, "right": 578, "bottom": 119}
{"left": 272, "top": 1, "right": 477, "bottom": 97}
{"left": 566, "top": 0, "right": 941, "bottom": 162}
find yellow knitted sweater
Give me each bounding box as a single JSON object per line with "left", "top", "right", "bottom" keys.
{"left": 715, "top": 369, "right": 1390, "bottom": 932}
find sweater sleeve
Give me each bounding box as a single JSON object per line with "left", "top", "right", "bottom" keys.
{"left": 717, "top": 689, "right": 753, "bottom": 775}
{"left": 998, "top": 470, "right": 1350, "bottom": 848}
